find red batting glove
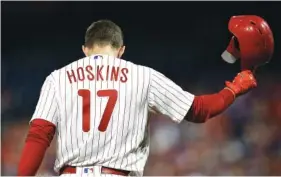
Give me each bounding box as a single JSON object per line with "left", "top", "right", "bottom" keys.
{"left": 225, "top": 70, "right": 257, "bottom": 98}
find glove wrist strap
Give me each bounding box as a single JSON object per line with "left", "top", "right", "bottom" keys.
{"left": 224, "top": 87, "right": 236, "bottom": 99}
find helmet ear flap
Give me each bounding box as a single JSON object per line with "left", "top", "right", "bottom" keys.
{"left": 221, "top": 36, "right": 241, "bottom": 64}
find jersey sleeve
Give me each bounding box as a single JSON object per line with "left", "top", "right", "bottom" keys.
{"left": 148, "top": 69, "right": 195, "bottom": 123}
{"left": 30, "top": 75, "right": 59, "bottom": 126}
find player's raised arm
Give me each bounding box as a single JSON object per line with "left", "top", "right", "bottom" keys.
{"left": 148, "top": 69, "right": 257, "bottom": 124}
{"left": 185, "top": 70, "right": 257, "bottom": 123}
{"left": 18, "top": 75, "right": 58, "bottom": 176}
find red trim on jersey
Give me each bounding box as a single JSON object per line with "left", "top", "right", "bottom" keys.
{"left": 17, "top": 119, "right": 55, "bottom": 176}
{"left": 186, "top": 88, "right": 235, "bottom": 123}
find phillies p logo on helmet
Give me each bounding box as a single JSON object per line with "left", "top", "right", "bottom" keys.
{"left": 221, "top": 15, "right": 274, "bottom": 70}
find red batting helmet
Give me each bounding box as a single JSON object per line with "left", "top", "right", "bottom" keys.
{"left": 221, "top": 15, "right": 274, "bottom": 70}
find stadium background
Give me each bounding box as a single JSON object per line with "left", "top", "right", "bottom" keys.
{"left": 1, "top": 1, "right": 281, "bottom": 176}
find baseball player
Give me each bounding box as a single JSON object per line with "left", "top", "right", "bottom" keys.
{"left": 18, "top": 16, "right": 273, "bottom": 176}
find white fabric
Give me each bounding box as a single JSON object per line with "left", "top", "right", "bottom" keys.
{"left": 221, "top": 50, "right": 238, "bottom": 64}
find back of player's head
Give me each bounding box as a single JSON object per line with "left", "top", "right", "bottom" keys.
{"left": 84, "top": 20, "right": 124, "bottom": 49}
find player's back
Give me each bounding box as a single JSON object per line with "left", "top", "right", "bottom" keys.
{"left": 51, "top": 54, "right": 151, "bottom": 174}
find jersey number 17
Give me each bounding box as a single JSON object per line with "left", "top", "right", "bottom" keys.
{"left": 78, "top": 89, "right": 118, "bottom": 132}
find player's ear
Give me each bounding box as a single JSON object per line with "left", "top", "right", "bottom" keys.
{"left": 117, "top": 46, "right": 125, "bottom": 58}
{"left": 82, "top": 45, "right": 89, "bottom": 57}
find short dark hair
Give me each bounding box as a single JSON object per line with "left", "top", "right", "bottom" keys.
{"left": 84, "top": 20, "right": 123, "bottom": 49}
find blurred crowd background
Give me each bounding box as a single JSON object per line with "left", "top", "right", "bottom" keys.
{"left": 1, "top": 1, "right": 281, "bottom": 176}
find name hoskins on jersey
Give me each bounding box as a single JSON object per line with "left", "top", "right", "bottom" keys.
{"left": 30, "top": 54, "right": 194, "bottom": 175}
{"left": 66, "top": 65, "right": 129, "bottom": 83}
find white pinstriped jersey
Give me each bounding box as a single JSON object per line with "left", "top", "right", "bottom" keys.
{"left": 30, "top": 54, "right": 194, "bottom": 175}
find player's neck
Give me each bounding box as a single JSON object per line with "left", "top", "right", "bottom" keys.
{"left": 87, "top": 45, "right": 118, "bottom": 58}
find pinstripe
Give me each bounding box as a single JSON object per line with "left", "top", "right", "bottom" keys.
{"left": 140, "top": 67, "right": 147, "bottom": 133}
{"left": 150, "top": 91, "right": 184, "bottom": 119}
{"left": 112, "top": 57, "right": 121, "bottom": 168}
{"left": 86, "top": 57, "right": 91, "bottom": 166}
{"left": 106, "top": 57, "right": 114, "bottom": 161}
{"left": 152, "top": 72, "right": 193, "bottom": 102}
{"left": 50, "top": 106, "right": 57, "bottom": 126}
{"left": 133, "top": 65, "right": 140, "bottom": 172}
{"left": 76, "top": 60, "right": 81, "bottom": 164}
{"left": 81, "top": 59, "right": 85, "bottom": 143}
{"left": 151, "top": 80, "right": 191, "bottom": 108}
{"left": 139, "top": 67, "right": 147, "bottom": 161}
{"left": 119, "top": 61, "right": 128, "bottom": 169}
{"left": 38, "top": 84, "right": 51, "bottom": 117}
{"left": 106, "top": 57, "right": 118, "bottom": 165}
{"left": 147, "top": 68, "right": 152, "bottom": 103}
{"left": 58, "top": 70, "right": 65, "bottom": 168}
{"left": 69, "top": 63, "right": 75, "bottom": 165}
{"left": 94, "top": 57, "right": 102, "bottom": 160}
{"left": 127, "top": 62, "right": 134, "bottom": 169}
{"left": 128, "top": 64, "right": 137, "bottom": 169}
{"left": 63, "top": 67, "right": 70, "bottom": 164}
{"left": 55, "top": 70, "right": 61, "bottom": 169}
{"left": 82, "top": 57, "right": 88, "bottom": 166}
{"left": 44, "top": 93, "right": 55, "bottom": 122}
{"left": 135, "top": 66, "right": 145, "bottom": 171}
{"left": 101, "top": 55, "right": 110, "bottom": 160}
{"left": 140, "top": 68, "right": 149, "bottom": 171}
{"left": 38, "top": 85, "right": 51, "bottom": 117}
{"left": 90, "top": 56, "right": 96, "bottom": 161}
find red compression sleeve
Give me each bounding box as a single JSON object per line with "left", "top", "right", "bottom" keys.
{"left": 17, "top": 119, "right": 56, "bottom": 176}
{"left": 185, "top": 88, "right": 235, "bottom": 123}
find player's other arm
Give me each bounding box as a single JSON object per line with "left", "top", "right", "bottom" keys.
{"left": 185, "top": 70, "right": 256, "bottom": 123}
{"left": 17, "top": 76, "right": 58, "bottom": 176}
{"left": 148, "top": 69, "right": 256, "bottom": 123}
